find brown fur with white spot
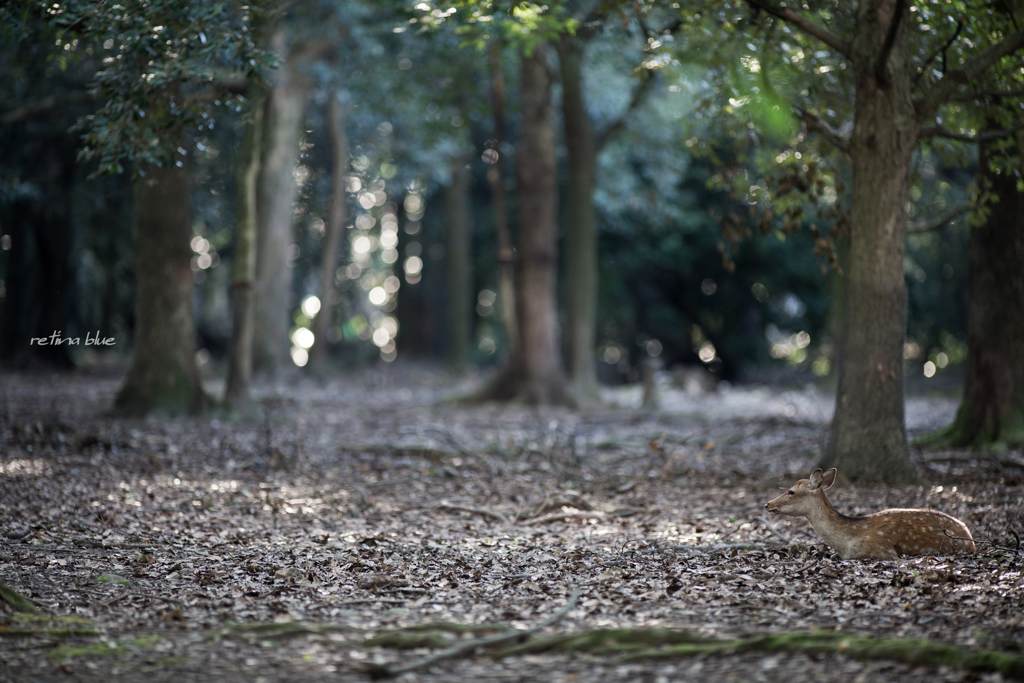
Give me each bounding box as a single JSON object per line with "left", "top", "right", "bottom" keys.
{"left": 765, "top": 468, "right": 975, "bottom": 560}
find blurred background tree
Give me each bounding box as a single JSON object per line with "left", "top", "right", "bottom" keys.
{"left": 2, "top": 0, "right": 1019, "bottom": 467}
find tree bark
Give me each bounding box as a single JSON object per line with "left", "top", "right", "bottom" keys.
{"left": 936, "top": 133, "right": 1024, "bottom": 446}
{"left": 225, "top": 101, "right": 263, "bottom": 410}
{"left": 445, "top": 157, "right": 472, "bottom": 372}
{"left": 487, "top": 42, "right": 522, "bottom": 377}
{"left": 310, "top": 92, "right": 349, "bottom": 368}
{"left": 253, "top": 44, "right": 310, "bottom": 374}
{"left": 824, "top": 0, "right": 918, "bottom": 483}
{"left": 514, "top": 43, "right": 568, "bottom": 404}
{"left": 558, "top": 34, "right": 600, "bottom": 404}
{"left": 114, "top": 152, "right": 206, "bottom": 416}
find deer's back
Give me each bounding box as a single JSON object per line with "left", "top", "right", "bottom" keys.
{"left": 846, "top": 508, "right": 975, "bottom": 559}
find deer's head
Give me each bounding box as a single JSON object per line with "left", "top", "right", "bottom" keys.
{"left": 765, "top": 468, "right": 837, "bottom": 517}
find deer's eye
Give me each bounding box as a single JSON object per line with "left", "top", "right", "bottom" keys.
{"left": 787, "top": 491, "right": 795, "bottom": 496}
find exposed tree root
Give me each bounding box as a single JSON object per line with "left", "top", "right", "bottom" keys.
{"left": 365, "top": 588, "right": 581, "bottom": 679}
{"left": 0, "top": 581, "right": 40, "bottom": 613}
{"left": 493, "top": 628, "right": 1024, "bottom": 679}
{"left": 390, "top": 621, "right": 514, "bottom": 635}
{"left": 365, "top": 621, "right": 514, "bottom": 649}
{"left": 216, "top": 621, "right": 355, "bottom": 641}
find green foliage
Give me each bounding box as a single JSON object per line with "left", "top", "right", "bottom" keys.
{"left": 42, "top": 0, "right": 270, "bottom": 174}
{"left": 4, "top": 0, "right": 1020, "bottom": 380}
{"left": 408, "top": 0, "right": 578, "bottom": 51}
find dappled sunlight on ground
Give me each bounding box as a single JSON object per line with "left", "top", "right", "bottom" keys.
{"left": 0, "top": 367, "right": 1020, "bottom": 681}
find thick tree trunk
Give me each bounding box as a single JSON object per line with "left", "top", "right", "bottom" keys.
{"left": 310, "top": 92, "right": 348, "bottom": 368}
{"left": 514, "top": 43, "right": 568, "bottom": 404}
{"left": 253, "top": 51, "right": 310, "bottom": 374}
{"left": 937, "top": 135, "right": 1024, "bottom": 446}
{"left": 445, "top": 157, "right": 472, "bottom": 372}
{"left": 225, "top": 102, "right": 263, "bottom": 410}
{"left": 558, "top": 35, "right": 600, "bottom": 404}
{"left": 114, "top": 153, "right": 206, "bottom": 416}
{"left": 487, "top": 42, "right": 522, "bottom": 375}
{"left": 825, "top": 1, "right": 918, "bottom": 483}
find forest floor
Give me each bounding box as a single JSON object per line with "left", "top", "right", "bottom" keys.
{"left": 1, "top": 365, "right": 1022, "bottom": 682}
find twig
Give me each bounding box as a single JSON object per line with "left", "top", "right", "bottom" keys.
{"left": 669, "top": 543, "right": 771, "bottom": 553}
{"left": 434, "top": 501, "right": 509, "bottom": 524}
{"left": 914, "top": 18, "right": 964, "bottom": 88}
{"left": 759, "top": 515, "right": 793, "bottom": 544}
{"left": 420, "top": 425, "right": 474, "bottom": 458}
{"left": 744, "top": 0, "right": 851, "bottom": 57}
{"left": 369, "top": 588, "right": 582, "bottom": 679}
{"left": 0, "top": 91, "right": 92, "bottom": 125}
{"left": 907, "top": 202, "right": 970, "bottom": 233}
{"left": 295, "top": 410, "right": 303, "bottom": 474}
{"left": 522, "top": 511, "right": 604, "bottom": 527}
{"left": 365, "top": 477, "right": 423, "bottom": 489}
{"left": 788, "top": 560, "right": 819, "bottom": 574}
{"left": 918, "top": 122, "right": 1024, "bottom": 143}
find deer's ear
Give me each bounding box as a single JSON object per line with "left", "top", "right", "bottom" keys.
{"left": 808, "top": 468, "right": 824, "bottom": 490}
{"left": 821, "top": 468, "right": 837, "bottom": 490}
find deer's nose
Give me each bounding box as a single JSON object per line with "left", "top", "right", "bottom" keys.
{"left": 764, "top": 503, "right": 769, "bottom": 509}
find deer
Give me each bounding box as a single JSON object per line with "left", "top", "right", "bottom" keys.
{"left": 764, "top": 468, "right": 975, "bottom": 560}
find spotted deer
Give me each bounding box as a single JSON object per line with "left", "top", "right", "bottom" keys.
{"left": 764, "top": 468, "right": 975, "bottom": 560}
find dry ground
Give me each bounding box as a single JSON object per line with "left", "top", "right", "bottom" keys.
{"left": 1, "top": 366, "right": 1022, "bottom": 682}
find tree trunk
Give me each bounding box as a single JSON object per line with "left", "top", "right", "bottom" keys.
{"left": 114, "top": 152, "right": 206, "bottom": 416}
{"left": 445, "top": 157, "right": 472, "bottom": 372}
{"left": 487, "top": 42, "right": 522, "bottom": 376}
{"left": 0, "top": 151, "right": 75, "bottom": 369}
{"left": 935, "top": 133, "right": 1024, "bottom": 446}
{"left": 558, "top": 34, "right": 600, "bottom": 404}
{"left": 253, "top": 49, "right": 310, "bottom": 374}
{"left": 514, "top": 42, "right": 568, "bottom": 404}
{"left": 310, "top": 92, "right": 349, "bottom": 368}
{"left": 825, "top": 1, "right": 918, "bottom": 482}
{"left": 225, "top": 101, "right": 263, "bottom": 410}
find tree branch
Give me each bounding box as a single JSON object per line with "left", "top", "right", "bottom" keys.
{"left": 913, "top": 18, "right": 964, "bottom": 90}
{"left": 916, "top": 28, "right": 1024, "bottom": 119}
{"left": 743, "top": 0, "right": 851, "bottom": 58}
{"left": 191, "top": 75, "right": 250, "bottom": 104}
{"left": 907, "top": 202, "right": 970, "bottom": 233}
{"left": 918, "top": 121, "right": 1024, "bottom": 143}
{"left": 794, "top": 105, "right": 851, "bottom": 154}
{"left": 874, "top": 0, "right": 907, "bottom": 87}
{"left": 758, "top": 46, "right": 850, "bottom": 154}
{"left": 575, "top": 3, "right": 610, "bottom": 41}
{"left": 593, "top": 10, "right": 684, "bottom": 151}
{"left": 370, "top": 588, "right": 581, "bottom": 678}
{"left": 950, "top": 89, "right": 1024, "bottom": 101}
{"left": 595, "top": 69, "right": 658, "bottom": 151}
{"left": 0, "top": 91, "right": 91, "bottom": 126}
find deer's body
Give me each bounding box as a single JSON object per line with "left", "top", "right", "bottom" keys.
{"left": 765, "top": 468, "right": 975, "bottom": 560}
